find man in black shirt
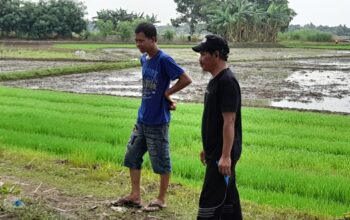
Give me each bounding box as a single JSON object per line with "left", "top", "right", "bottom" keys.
{"left": 192, "top": 35, "right": 242, "bottom": 220}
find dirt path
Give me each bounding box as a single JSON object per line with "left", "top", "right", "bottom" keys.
{"left": 1, "top": 175, "right": 173, "bottom": 220}
{"left": 0, "top": 149, "right": 333, "bottom": 220}
{"left": 0, "top": 152, "right": 195, "bottom": 220}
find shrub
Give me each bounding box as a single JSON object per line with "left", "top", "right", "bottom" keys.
{"left": 278, "top": 29, "right": 333, "bottom": 42}
{"left": 162, "top": 29, "right": 176, "bottom": 41}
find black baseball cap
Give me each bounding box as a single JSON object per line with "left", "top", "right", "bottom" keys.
{"left": 192, "top": 34, "right": 230, "bottom": 54}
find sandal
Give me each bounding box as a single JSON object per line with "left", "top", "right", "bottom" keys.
{"left": 110, "top": 197, "right": 142, "bottom": 208}
{"left": 143, "top": 200, "right": 166, "bottom": 212}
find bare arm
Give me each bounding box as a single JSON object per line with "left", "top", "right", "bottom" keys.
{"left": 218, "top": 112, "right": 236, "bottom": 176}
{"left": 200, "top": 150, "right": 206, "bottom": 166}
{"left": 164, "top": 72, "right": 192, "bottom": 110}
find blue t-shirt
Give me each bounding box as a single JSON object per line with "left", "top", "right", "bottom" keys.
{"left": 137, "top": 50, "right": 184, "bottom": 125}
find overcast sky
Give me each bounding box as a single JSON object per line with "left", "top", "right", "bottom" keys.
{"left": 82, "top": 0, "right": 350, "bottom": 27}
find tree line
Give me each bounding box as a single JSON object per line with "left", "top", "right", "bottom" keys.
{"left": 0, "top": 0, "right": 348, "bottom": 42}
{"left": 0, "top": 0, "right": 160, "bottom": 40}
{"left": 0, "top": 0, "right": 86, "bottom": 39}
{"left": 172, "top": 0, "right": 296, "bottom": 42}
{"left": 289, "top": 23, "right": 350, "bottom": 37}
{"left": 92, "top": 8, "right": 159, "bottom": 41}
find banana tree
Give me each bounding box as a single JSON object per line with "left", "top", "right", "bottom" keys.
{"left": 266, "top": 1, "right": 296, "bottom": 41}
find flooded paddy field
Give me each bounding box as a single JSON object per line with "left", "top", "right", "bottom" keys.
{"left": 0, "top": 60, "right": 98, "bottom": 73}
{"left": 1, "top": 47, "right": 349, "bottom": 114}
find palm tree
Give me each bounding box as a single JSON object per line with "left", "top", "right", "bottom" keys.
{"left": 205, "top": 0, "right": 295, "bottom": 42}
{"left": 266, "top": 1, "right": 296, "bottom": 41}
{"left": 231, "top": 0, "right": 256, "bottom": 41}
{"left": 249, "top": 6, "right": 267, "bottom": 41}
{"left": 206, "top": 0, "right": 258, "bottom": 41}
{"left": 207, "top": 5, "right": 235, "bottom": 39}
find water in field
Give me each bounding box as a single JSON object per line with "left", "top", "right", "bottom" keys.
{"left": 1, "top": 48, "right": 349, "bottom": 114}
{"left": 0, "top": 60, "right": 96, "bottom": 73}
{"left": 271, "top": 97, "right": 350, "bottom": 113}
{"left": 271, "top": 70, "right": 350, "bottom": 113}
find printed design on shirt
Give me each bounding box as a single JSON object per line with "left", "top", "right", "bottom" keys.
{"left": 142, "top": 65, "right": 159, "bottom": 99}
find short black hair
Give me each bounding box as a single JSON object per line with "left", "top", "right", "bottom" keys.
{"left": 135, "top": 22, "right": 157, "bottom": 41}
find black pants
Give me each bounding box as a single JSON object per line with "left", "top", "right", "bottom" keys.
{"left": 197, "top": 160, "right": 242, "bottom": 220}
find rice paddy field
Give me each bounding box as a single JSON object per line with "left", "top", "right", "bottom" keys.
{"left": 1, "top": 41, "right": 350, "bottom": 219}
{"left": 0, "top": 86, "right": 349, "bottom": 219}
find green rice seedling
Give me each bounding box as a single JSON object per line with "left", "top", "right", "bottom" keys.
{"left": 0, "top": 61, "right": 140, "bottom": 81}
{"left": 0, "top": 86, "right": 349, "bottom": 217}
{"left": 240, "top": 186, "right": 350, "bottom": 216}
{"left": 0, "top": 48, "right": 77, "bottom": 59}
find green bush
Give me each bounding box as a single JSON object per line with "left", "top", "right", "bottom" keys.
{"left": 162, "top": 29, "right": 176, "bottom": 41}
{"left": 278, "top": 29, "right": 333, "bottom": 42}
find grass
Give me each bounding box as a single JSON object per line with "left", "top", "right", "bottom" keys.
{"left": 53, "top": 41, "right": 350, "bottom": 51}
{"left": 280, "top": 41, "right": 350, "bottom": 50}
{"left": 0, "top": 147, "right": 199, "bottom": 219}
{"left": 0, "top": 86, "right": 349, "bottom": 218}
{"left": 0, "top": 47, "right": 78, "bottom": 60}
{"left": 0, "top": 147, "right": 332, "bottom": 220}
{"left": 0, "top": 60, "right": 140, "bottom": 81}
{"left": 278, "top": 29, "right": 333, "bottom": 42}
{"left": 53, "top": 43, "right": 194, "bottom": 50}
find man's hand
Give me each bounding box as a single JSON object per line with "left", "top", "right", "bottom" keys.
{"left": 164, "top": 72, "right": 191, "bottom": 111}
{"left": 200, "top": 151, "right": 206, "bottom": 166}
{"left": 218, "top": 156, "right": 231, "bottom": 176}
{"left": 164, "top": 91, "right": 176, "bottom": 110}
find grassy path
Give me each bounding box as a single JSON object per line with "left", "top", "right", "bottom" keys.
{"left": 1, "top": 148, "right": 334, "bottom": 220}
{"left": 0, "top": 61, "right": 139, "bottom": 81}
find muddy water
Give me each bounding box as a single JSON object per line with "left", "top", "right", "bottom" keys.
{"left": 0, "top": 60, "right": 97, "bottom": 73}
{"left": 270, "top": 70, "right": 350, "bottom": 112}
{"left": 1, "top": 48, "right": 349, "bottom": 114}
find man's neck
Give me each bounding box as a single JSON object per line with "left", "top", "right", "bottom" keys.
{"left": 211, "top": 62, "right": 227, "bottom": 77}
{"left": 147, "top": 46, "right": 159, "bottom": 58}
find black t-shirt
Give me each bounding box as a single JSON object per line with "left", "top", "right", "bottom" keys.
{"left": 202, "top": 68, "right": 242, "bottom": 162}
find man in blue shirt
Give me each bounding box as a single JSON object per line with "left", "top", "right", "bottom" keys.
{"left": 114, "top": 22, "right": 192, "bottom": 212}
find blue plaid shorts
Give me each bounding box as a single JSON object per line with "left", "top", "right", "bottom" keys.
{"left": 123, "top": 123, "right": 171, "bottom": 174}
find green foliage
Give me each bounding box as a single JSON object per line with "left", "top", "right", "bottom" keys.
{"left": 0, "top": 87, "right": 349, "bottom": 217}
{"left": 289, "top": 23, "right": 350, "bottom": 37}
{"left": 204, "top": 0, "right": 259, "bottom": 41}
{"left": 279, "top": 29, "right": 333, "bottom": 42}
{"left": 0, "top": 0, "right": 87, "bottom": 39}
{"left": 95, "top": 8, "right": 144, "bottom": 28}
{"left": 173, "top": 0, "right": 296, "bottom": 42}
{"left": 95, "top": 20, "right": 115, "bottom": 37}
{"left": 78, "top": 29, "right": 90, "bottom": 39}
{"left": 0, "top": 183, "right": 20, "bottom": 195}
{"left": 0, "top": 0, "right": 21, "bottom": 35}
{"left": 171, "top": 0, "right": 207, "bottom": 35}
{"left": 116, "top": 21, "right": 133, "bottom": 40}
{"left": 162, "top": 29, "right": 176, "bottom": 41}
{"left": 116, "top": 19, "right": 146, "bottom": 41}
{"left": 0, "top": 61, "right": 140, "bottom": 81}
{"left": 93, "top": 8, "right": 159, "bottom": 38}
{"left": 279, "top": 41, "right": 350, "bottom": 50}
{"left": 0, "top": 47, "right": 77, "bottom": 59}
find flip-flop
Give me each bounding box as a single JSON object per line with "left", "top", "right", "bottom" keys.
{"left": 142, "top": 201, "right": 166, "bottom": 212}
{"left": 110, "top": 197, "right": 142, "bottom": 208}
